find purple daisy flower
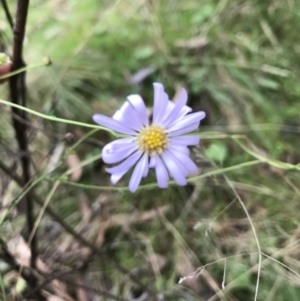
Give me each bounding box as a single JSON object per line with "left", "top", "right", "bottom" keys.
{"left": 93, "top": 83, "right": 206, "bottom": 192}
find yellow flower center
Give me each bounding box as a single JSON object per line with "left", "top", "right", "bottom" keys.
{"left": 137, "top": 125, "right": 168, "bottom": 155}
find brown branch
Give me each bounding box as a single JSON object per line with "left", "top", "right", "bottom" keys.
{"left": 9, "top": 0, "right": 30, "bottom": 211}
{"left": 8, "top": 0, "right": 37, "bottom": 273}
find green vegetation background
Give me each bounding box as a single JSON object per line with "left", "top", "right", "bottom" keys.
{"left": 1, "top": 0, "right": 300, "bottom": 300}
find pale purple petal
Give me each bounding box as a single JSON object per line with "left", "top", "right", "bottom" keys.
{"left": 176, "top": 106, "right": 192, "bottom": 122}
{"left": 168, "top": 122, "right": 200, "bottom": 137}
{"left": 164, "top": 100, "right": 174, "bottom": 116}
{"left": 179, "top": 105, "right": 192, "bottom": 117}
{"left": 113, "top": 101, "right": 143, "bottom": 131}
{"left": 154, "top": 92, "right": 170, "bottom": 124}
{"left": 129, "top": 153, "right": 149, "bottom": 192}
{"left": 159, "top": 100, "right": 192, "bottom": 127}
{"left": 127, "top": 94, "right": 149, "bottom": 126}
{"left": 160, "top": 92, "right": 170, "bottom": 120}
{"left": 153, "top": 83, "right": 168, "bottom": 123}
{"left": 109, "top": 137, "right": 136, "bottom": 151}
{"left": 155, "top": 156, "right": 169, "bottom": 188}
{"left": 106, "top": 151, "right": 142, "bottom": 174}
{"left": 161, "top": 152, "right": 187, "bottom": 186}
{"left": 102, "top": 139, "right": 137, "bottom": 164}
{"left": 156, "top": 100, "right": 173, "bottom": 125}
{"left": 149, "top": 157, "right": 156, "bottom": 168}
{"left": 164, "top": 151, "right": 188, "bottom": 177}
{"left": 110, "top": 174, "right": 123, "bottom": 185}
{"left": 106, "top": 151, "right": 143, "bottom": 184}
{"left": 167, "top": 111, "right": 206, "bottom": 133}
{"left": 168, "top": 149, "right": 198, "bottom": 175}
{"left": 169, "top": 136, "right": 200, "bottom": 146}
{"left": 142, "top": 155, "right": 149, "bottom": 177}
{"left": 164, "top": 105, "right": 192, "bottom": 128}
{"left": 93, "top": 114, "right": 137, "bottom": 135}
{"left": 168, "top": 143, "right": 190, "bottom": 156}
{"left": 112, "top": 110, "right": 141, "bottom": 131}
{"left": 161, "top": 88, "right": 188, "bottom": 127}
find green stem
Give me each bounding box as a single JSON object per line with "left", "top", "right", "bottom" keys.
{"left": 0, "top": 274, "right": 6, "bottom": 301}
{"left": 233, "top": 138, "right": 300, "bottom": 170}
{"left": 0, "top": 176, "right": 44, "bottom": 226}
{"left": 49, "top": 159, "right": 262, "bottom": 191}
{"left": 0, "top": 98, "right": 120, "bottom": 137}
{"left": 0, "top": 58, "right": 50, "bottom": 80}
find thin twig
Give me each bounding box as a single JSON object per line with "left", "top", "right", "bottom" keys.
{"left": 224, "top": 176, "right": 262, "bottom": 301}
{"left": 8, "top": 1, "right": 30, "bottom": 209}
{"left": 8, "top": 0, "right": 38, "bottom": 271}
{"left": 0, "top": 0, "right": 14, "bottom": 30}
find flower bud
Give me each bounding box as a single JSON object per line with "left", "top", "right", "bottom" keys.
{"left": 0, "top": 53, "right": 12, "bottom": 84}
{"left": 0, "top": 53, "right": 10, "bottom": 65}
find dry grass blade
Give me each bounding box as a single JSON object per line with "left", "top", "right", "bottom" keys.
{"left": 176, "top": 250, "right": 201, "bottom": 293}
{"left": 66, "top": 153, "right": 83, "bottom": 182}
